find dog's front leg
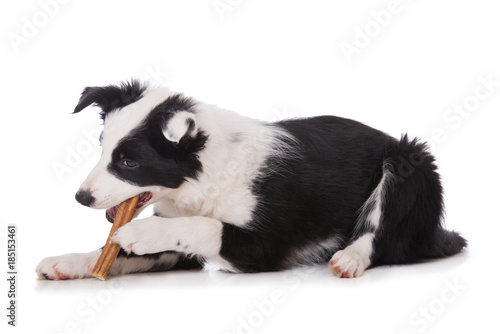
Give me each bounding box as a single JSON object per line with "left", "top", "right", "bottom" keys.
{"left": 111, "top": 216, "right": 223, "bottom": 258}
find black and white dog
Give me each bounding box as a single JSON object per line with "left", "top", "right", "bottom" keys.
{"left": 36, "top": 80, "right": 466, "bottom": 280}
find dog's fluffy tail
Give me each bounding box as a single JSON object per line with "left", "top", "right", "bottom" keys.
{"left": 370, "top": 135, "right": 467, "bottom": 266}
{"left": 424, "top": 227, "right": 467, "bottom": 259}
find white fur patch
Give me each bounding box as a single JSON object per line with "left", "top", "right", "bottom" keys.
{"left": 367, "top": 173, "right": 387, "bottom": 229}
{"left": 354, "top": 164, "right": 393, "bottom": 233}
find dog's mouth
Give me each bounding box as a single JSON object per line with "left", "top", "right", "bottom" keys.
{"left": 105, "top": 192, "right": 153, "bottom": 223}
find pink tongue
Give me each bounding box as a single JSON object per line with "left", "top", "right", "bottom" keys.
{"left": 104, "top": 192, "right": 151, "bottom": 223}
{"left": 105, "top": 205, "right": 119, "bottom": 223}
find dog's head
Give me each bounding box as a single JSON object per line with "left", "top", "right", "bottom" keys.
{"left": 73, "top": 80, "right": 207, "bottom": 221}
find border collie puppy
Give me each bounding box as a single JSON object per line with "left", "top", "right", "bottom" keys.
{"left": 36, "top": 80, "right": 466, "bottom": 280}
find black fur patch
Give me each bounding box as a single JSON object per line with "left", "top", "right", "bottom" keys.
{"left": 106, "top": 94, "right": 208, "bottom": 188}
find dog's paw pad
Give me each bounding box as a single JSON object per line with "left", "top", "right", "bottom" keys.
{"left": 329, "top": 250, "right": 367, "bottom": 278}
{"left": 37, "top": 262, "right": 72, "bottom": 280}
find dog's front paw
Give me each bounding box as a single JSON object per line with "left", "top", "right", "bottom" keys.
{"left": 329, "top": 250, "right": 367, "bottom": 278}
{"left": 36, "top": 251, "right": 100, "bottom": 280}
{"left": 111, "top": 219, "right": 165, "bottom": 256}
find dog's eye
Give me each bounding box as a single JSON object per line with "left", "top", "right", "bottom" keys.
{"left": 121, "top": 159, "right": 139, "bottom": 168}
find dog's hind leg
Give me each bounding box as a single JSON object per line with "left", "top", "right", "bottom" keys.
{"left": 329, "top": 233, "right": 375, "bottom": 278}
{"left": 36, "top": 249, "right": 201, "bottom": 280}
{"left": 330, "top": 136, "right": 468, "bottom": 278}
{"left": 329, "top": 164, "right": 392, "bottom": 278}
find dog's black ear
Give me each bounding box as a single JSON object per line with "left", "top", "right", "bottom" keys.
{"left": 147, "top": 93, "right": 200, "bottom": 148}
{"left": 73, "top": 80, "right": 147, "bottom": 119}
{"left": 147, "top": 94, "right": 207, "bottom": 155}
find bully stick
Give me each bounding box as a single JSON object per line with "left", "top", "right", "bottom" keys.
{"left": 91, "top": 195, "right": 139, "bottom": 280}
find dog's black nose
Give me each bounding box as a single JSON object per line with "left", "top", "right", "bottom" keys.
{"left": 75, "top": 190, "right": 95, "bottom": 207}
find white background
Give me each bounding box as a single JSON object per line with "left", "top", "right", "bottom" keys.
{"left": 1, "top": 0, "right": 499, "bottom": 333}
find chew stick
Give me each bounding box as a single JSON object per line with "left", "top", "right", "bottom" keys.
{"left": 91, "top": 195, "right": 139, "bottom": 280}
